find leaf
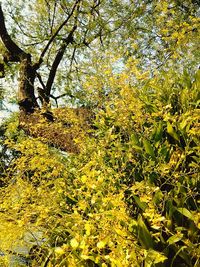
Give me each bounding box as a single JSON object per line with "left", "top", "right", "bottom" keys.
{"left": 153, "top": 190, "right": 164, "bottom": 205}
{"left": 54, "top": 247, "right": 65, "bottom": 255}
{"left": 154, "top": 122, "right": 163, "bottom": 141}
{"left": 132, "top": 144, "right": 143, "bottom": 151}
{"left": 171, "top": 246, "right": 188, "bottom": 267}
{"left": 85, "top": 223, "right": 91, "bottom": 236}
{"left": 159, "top": 144, "right": 170, "bottom": 161}
{"left": 167, "top": 122, "right": 179, "bottom": 142}
{"left": 65, "top": 195, "right": 78, "bottom": 205}
{"left": 143, "top": 139, "right": 155, "bottom": 159}
{"left": 177, "top": 208, "right": 193, "bottom": 220}
{"left": 131, "top": 133, "right": 142, "bottom": 151}
{"left": 70, "top": 238, "right": 79, "bottom": 249}
{"left": 137, "top": 215, "right": 154, "bottom": 249}
{"left": 131, "top": 133, "right": 140, "bottom": 146}
{"left": 133, "top": 196, "right": 147, "bottom": 211}
{"left": 179, "top": 119, "right": 187, "bottom": 130}
{"left": 145, "top": 249, "right": 167, "bottom": 266}
{"left": 97, "top": 240, "right": 106, "bottom": 249}
{"left": 167, "top": 233, "right": 183, "bottom": 245}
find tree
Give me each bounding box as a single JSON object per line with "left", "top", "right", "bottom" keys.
{"left": 0, "top": 0, "right": 140, "bottom": 151}
{"left": 0, "top": 0, "right": 136, "bottom": 109}
{"left": 0, "top": 0, "right": 199, "bottom": 120}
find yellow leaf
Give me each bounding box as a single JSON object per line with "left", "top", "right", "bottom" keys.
{"left": 85, "top": 223, "right": 91, "bottom": 236}
{"left": 55, "top": 247, "right": 65, "bottom": 255}
{"left": 97, "top": 240, "right": 106, "bottom": 249}
{"left": 70, "top": 238, "right": 79, "bottom": 249}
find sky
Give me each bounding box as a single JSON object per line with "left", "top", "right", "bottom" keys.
{"left": 0, "top": 101, "right": 18, "bottom": 124}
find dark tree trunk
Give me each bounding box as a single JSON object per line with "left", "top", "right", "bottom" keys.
{"left": 18, "top": 55, "right": 39, "bottom": 113}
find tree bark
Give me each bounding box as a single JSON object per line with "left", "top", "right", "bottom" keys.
{"left": 18, "top": 55, "right": 39, "bottom": 113}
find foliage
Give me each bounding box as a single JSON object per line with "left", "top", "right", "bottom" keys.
{"left": 0, "top": 59, "right": 199, "bottom": 266}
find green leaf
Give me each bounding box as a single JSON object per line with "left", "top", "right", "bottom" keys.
{"left": 143, "top": 139, "right": 155, "bottom": 159}
{"left": 153, "top": 190, "right": 164, "bottom": 205}
{"left": 137, "top": 215, "right": 154, "bottom": 249}
{"left": 167, "top": 233, "right": 183, "bottom": 245}
{"left": 159, "top": 144, "right": 170, "bottom": 161}
{"left": 171, "top": 246, "right": 188, "bottom": 267}
{"left": 130, "top": 133, "right": 140, "bottom": 146}
{"left": 177, "top": 208, "right": 193, "bottom": 220}
{"left": 131, "top": 133, "right": 143, "bottom": 151}
{"left": 154, "top": 121, "right": 163, "bottom": 141}
{"left": 179, "top": 119, "right": 188, "bottom": 130}
{"left": 167, "top": 122, "right": 179, "bottom": 142}
{"left": 133, "top": 196, "right": 147, "bottom": 211}
{"left": 145, "top": 249, "right": 167, "bottom": 266}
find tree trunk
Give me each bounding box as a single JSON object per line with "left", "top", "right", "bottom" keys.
{"left": 18, "top": 55, "right": 39, "bottom": 113}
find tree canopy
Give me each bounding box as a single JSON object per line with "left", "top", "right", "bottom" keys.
{"left": 0, "top": 0, "right": 199, "bottom": 110}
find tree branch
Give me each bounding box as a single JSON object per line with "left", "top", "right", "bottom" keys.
{"left": 49, "top": 93, "right": 70, "bottom": 107}
{"left": 36, "top": 72, "right": 46, "bottom": 90}
{"left": 37, "top": 0, "right": 80, "bottom": 67}
{"left": 45, "top": 25, "right": 77, "bottom": 98}
{"left": 69, "top": 46, "right": 77, "bottom": 72}
{"left": 0, "top": 4, "right": 26, "bottom": 59}
{"left": 51, "top": 0, "right": 57, "bottom": 34}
